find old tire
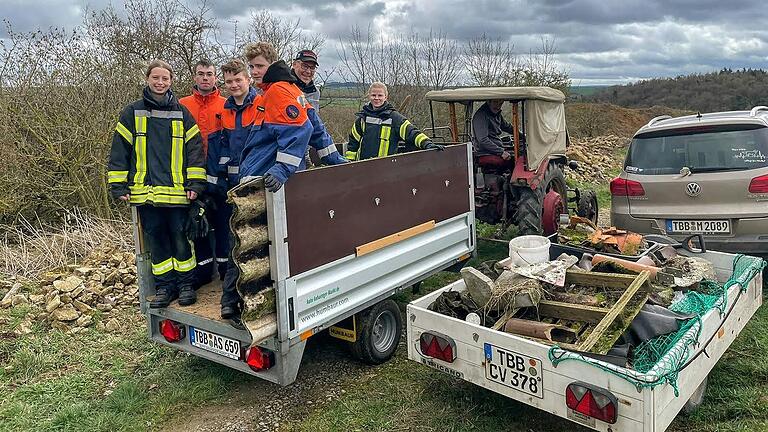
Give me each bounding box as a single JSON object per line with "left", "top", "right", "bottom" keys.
{"left": 681, "top": 376, "right": 708, "bottom": 415}
{"left": 577, "top": 190, "right": 599, "bottom": 225}
{"left": 350, "top": 299, "right": 402, "bottom": 365}
{"left": 514, "top": 162, "right": 567, "bottom": 235}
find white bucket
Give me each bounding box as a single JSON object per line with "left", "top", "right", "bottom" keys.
{"left": 508, "top": 235, "right": 551, "bottom": 267}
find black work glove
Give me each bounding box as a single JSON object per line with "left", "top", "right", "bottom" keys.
{"left": 263, "top": 173, "right": 283, "bottom": 192}
{"left": 185, "top": 201, "right": 210, "bottom": 241}
{"left": 423, "top": 142, "right": 445, "bottom": 151}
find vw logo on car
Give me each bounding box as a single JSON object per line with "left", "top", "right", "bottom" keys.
{"left": 685, "top": 182, "right": 701, "bottom": 197}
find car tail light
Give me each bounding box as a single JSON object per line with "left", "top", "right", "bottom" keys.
{"left": 159, "top": 319, "right": 185, "bottom": 342}
{"left": 418, "top": 332, "right": 456, "bottom": 363}
{"left": 610, "top": 177, "right": 645, "bottom": 196}
{"left": 245, "top": 346, "right": 275, "bottom": 371}
{"left": 565, "top": 382, "right": 618, "bottom": 424}
{"left": 748, "top": 174, "right": 768, "bottom": 193}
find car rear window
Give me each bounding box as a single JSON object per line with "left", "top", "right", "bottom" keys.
{"left": 626, "top": 124, "right": 768, "bottom": 175}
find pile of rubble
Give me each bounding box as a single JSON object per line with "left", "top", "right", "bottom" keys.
{"left": 566, "top": 135, "right": 629, "bottom": 183}
{"left": 1, "top": 248, "right": 139, "bottom": 335}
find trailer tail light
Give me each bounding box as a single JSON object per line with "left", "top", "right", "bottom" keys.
{"left": 565, "top": 382, "right": 618, "bottom": 424}
{"left": 419, "top": 332, "right": 457, "bottom": 363}
{"left": 610, "top": 177, "right": 645, "bottom": 196}
{"left": 159, "top": 319, "right": 185, "bottom": 343}
{"left": 245, "top": 346, "right": 275, "bottom": 371}
{"left": 748, "top": 174, "right": 768, "bottom": 193}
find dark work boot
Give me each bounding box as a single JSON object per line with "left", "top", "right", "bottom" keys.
{"left": 149, "top": 288, "right": 178, "bottom": 308}
{"left": 178, "top": 285, "right": 197, "bottom": 306}
{"left": 220, "top": 304, "right": 238, "bottom": 319}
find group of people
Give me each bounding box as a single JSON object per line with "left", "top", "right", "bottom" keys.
{"left": 107, "top": 42, "right": 442, "bottom": 323}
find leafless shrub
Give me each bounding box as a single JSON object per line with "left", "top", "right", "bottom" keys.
{"left": 0, "top": 208, "right": 131, "bottom": 281}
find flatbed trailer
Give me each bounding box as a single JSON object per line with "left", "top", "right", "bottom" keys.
{"left": 136, "top": 144, "right": 476, "bottom": 385}
{"left": 407, "top": 249, "right": 764, "bottom": 431}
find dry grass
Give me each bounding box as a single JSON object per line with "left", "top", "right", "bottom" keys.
{"left": 0, "top": 208, "right": 132, "bottom": 281}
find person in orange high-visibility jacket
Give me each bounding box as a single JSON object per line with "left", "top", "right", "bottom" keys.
{"left": 179, "top": 59, "right": 226, "bottom": 288}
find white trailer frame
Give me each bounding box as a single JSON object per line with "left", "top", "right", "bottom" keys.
{"left": 137, "top": 144, "right": 476, "bottom": 386}
{"left": 407, "top": 250, "right": 763, "bottom": 431}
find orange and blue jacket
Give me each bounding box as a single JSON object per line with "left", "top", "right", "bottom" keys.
{"left": 240, "top": 61, "right": 312, "bottom": 184}
{"left": 179, "top": 86, "right": 226, "bottom": 156}
{"left": 206, "top": 87, "right": 261, "bottom": 194}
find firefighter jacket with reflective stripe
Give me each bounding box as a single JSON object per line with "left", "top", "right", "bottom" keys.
{"left": 346, "top": 102, "right": 432, "bottom": 161}
{"left": 240, "top": 61, "right": 312, "bottom": 184}
{"left": 206, "top": 87, "right": 261, "bottom": 195}
{"left": 179, "top": 86, "right": 225, "bottom": 157}
{"left": 108, "top": 87, "right": 206, "bottom": 206}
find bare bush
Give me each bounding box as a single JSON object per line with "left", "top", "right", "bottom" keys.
{"left": 0, "top": 208, "right": 131, "bottom": 281}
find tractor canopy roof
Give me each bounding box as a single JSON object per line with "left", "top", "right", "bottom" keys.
{"left": 425, "top": 86, "right": 565, "bottom": 104}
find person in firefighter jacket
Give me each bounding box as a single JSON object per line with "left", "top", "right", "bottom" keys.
{"left": 108, "top": 60, "right": 206, "bottom": 308}
{"left": 346, "top": 82, "right": 443, "bottom": 161}
{"left": 205, "top": 59, "right": 261, "bottom": 308}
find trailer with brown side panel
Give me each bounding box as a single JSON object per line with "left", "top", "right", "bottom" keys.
{"left": 135, "top": 144, "right": 476, "bottom": 385}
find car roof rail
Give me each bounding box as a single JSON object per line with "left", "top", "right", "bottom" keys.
{"left": 750, "top": 106, "right": 768, "bottom": 117}
{"left": 645, "top": 115, "right": 672, "bottom": 127}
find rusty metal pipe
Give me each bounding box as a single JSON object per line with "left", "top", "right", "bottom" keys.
{"left": 503, "top": 318, "right": 579, "bottom": 343}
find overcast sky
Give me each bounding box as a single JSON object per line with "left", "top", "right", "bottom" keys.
{"left": 3, "top": 0, "right": 768, "bottom": 85}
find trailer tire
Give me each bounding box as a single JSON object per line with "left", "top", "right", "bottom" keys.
{"left": 350, "top": 299, "right": 402, "bottom": 365}
{"left": 681, "top": 376, "right": 708, "bottom": 415}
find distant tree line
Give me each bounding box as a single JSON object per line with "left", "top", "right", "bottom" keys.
{"left": 589, "top": 68, "right": 768, "bottom": 112}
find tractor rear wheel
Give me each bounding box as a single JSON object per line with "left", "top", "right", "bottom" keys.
{"left": 514, "top": 162, "right": 567, "bottom": 235}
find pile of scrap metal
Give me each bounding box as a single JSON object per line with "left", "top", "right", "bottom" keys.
{"left": 228, "top": 178, "right": 277, "bottom": 340}
{"left": 429, "top": 235, "right": 719, "bottom": 361}
{"left": 557, "top": 216, "right": 649, "bottom": 256}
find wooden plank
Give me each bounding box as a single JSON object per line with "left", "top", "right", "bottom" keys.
{"left": 355, "top": 220, "right": 435, "bottom": 256}
{"left": 538, "top": 300, "right": 611, "bottom": 324}
{"left": 578, "top": 270, "right": 650, "bottom": 353}
{"left": 566, "top": 268, "right": 639, "bottom": 290}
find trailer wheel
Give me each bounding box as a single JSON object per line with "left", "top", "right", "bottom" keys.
{"left": 350, "top": 300, "right": 402, "bottom": 365}
{"left": 681, "top": 376, "right": 708, "bottom": 415}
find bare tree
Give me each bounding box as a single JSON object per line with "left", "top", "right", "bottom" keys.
{"left": 462, "top": 33, "right": 521, "bottom": 86}
{"left": 421, "top": 29, "right": 460, "bottom": 89}
{"left": 242, "top": 11, "right": 324, "bottom": 62}
{"left": 522, "top": 38, "right": 571, "bottom": 94}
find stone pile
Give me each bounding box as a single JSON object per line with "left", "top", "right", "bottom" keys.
{"left": 566, "top": 135, "right": 629, "bottom": 183}
{"left": 1, "top": 249, "right": 139, "bottom": 335}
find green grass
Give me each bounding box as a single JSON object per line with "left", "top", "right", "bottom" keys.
{"left": 0, "top": 307, "right": 248, "bottom": 432}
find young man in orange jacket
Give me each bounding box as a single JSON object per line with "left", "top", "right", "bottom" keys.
{"left": 180, "top": 59, "right": 227, "bottom": 287}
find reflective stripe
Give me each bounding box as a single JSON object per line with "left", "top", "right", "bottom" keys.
{"left": 350, "top": 122, "right": 362, "bottom": 142}
{"left": 207, "top": 175, "right": 218, "bottom": 184}
{"left": 185, "top": 124, "right": 200, "bottom": 143}
{"left": 134, "top": 109, "right": 184, "bottom": 119}
{"left": 276, "top": 152, "right": 302, "bottom": 167}
{"left": 227, "top": 165, "right": 240, "bottom": 174}
{"left": 240, "top": 175, "right": 259, "bottom": 183}
{"left": 133, "top": 115, "right": 148, "bottom": 186}
{"left": 115, "top": 122, "right": 133, "bottom": 143}
{"left": 215, "top": 258, "right": 228, "bottom": 263}
{"left": 174, "top": 255, "right": 196, "bottom": 272}
{"left": 218, "top": 156, "right": 231, "bottom": 164}
{"left": 399, "top": 120, "right": 411, "bottom": 141}
{"left": 129, "top": 184, "right": 189, "bottom": 205}
{"left": 317, "top": 144, "right": 338, "bottom": 158}
{"left": 415, "top": 133, "right": 429, "bottom": 148}
{"left": 186, "top": 167, "right": 206, "bottom": 180}
{"left": 152, "top": 258, "right": 174, "bottom": 276}
{"left": 197, "top": 258, "right": 213, "bottom": 266}
{"left": 378, "top": 125, "right": 391, "bottom": 157}
{"left": 171, "top": 120, "right": 184, "bottom": 187}
{"left": 344, "top": 151, "right": 357, "bottom": 161}
{"left": 365, "top": 116, "right": 393, "bottom": 125}
{"left": 108, "top": 170, "right": 128, "bottom": 183}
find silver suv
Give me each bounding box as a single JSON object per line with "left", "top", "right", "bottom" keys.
{"left": 611, "top": 106, "right": 768, "bottom": 254}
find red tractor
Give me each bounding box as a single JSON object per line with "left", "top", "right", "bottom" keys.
{"left": 425, "top": 86, "right": 598, "bottom": 235}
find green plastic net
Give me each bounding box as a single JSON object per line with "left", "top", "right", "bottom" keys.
{"left": 549, "top": 254, "right": 765, "bottom": 396}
